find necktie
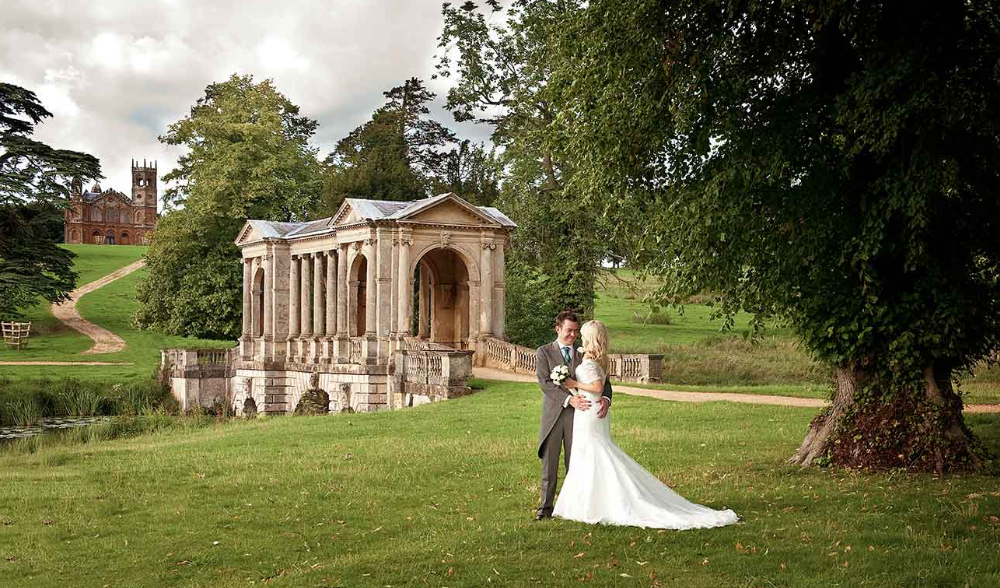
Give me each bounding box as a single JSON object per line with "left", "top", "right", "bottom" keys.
{"left": 562, "top": 346, "right": 571, "bottom": 365}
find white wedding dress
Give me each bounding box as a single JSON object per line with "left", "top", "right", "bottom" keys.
{"left": 553, "top": 359, "right": 739, "bottom": 529}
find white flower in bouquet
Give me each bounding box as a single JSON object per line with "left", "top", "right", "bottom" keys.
{"left": 550, "top": 364, "right": 569, "bottom": 386}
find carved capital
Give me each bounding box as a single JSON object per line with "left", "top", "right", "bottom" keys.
{"left": 351, "top": 242, "right": 362, "bottom": 252}
{"left": 481, "top": 241, "right": 497, "bottom": 250}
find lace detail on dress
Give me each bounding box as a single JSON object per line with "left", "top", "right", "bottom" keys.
{"left": 576, "top": 359, "right": 606, "bottom": 385}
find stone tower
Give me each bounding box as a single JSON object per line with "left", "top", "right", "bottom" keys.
{"left": 131, "top": 159, "right": 157, "bottom": 208}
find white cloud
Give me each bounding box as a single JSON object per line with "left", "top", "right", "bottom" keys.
{"left": 1, "top": 0, "right": 494, "bottom": 205}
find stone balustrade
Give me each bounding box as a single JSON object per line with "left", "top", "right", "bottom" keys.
{"left": 479, "top": 337, "right": 663, "bottom": 383}
{"left": 392, "top": 348, "right": 474, "bottom": 407}
{"left": 160, "top": 347, "right": 238, "bottom": 410}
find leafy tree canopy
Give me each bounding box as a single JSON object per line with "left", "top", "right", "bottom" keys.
{"left": 548, "top": 0, "right": 1000, "bottom": 471}
{"left": 0, "top": 83, "right": 101, "bottom": 319}
{"left": 133, "top": 74, "right": 321, "bottom": 339}
{"left": 437, "top": 0, "right": 613, "bottom": 334}
{"left": 314, "top": 77, "right": 462, "bottom": 217}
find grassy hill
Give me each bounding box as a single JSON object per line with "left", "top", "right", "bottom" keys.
{"left": 0, "top": 244, "right": 232, "bottom": 381}
{"left": 1, "top": 380, "right": 998, "bottom": 587}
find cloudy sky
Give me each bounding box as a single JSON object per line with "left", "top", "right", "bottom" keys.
{"left": 1, "top": 0, "right": 491, "bottom": 206}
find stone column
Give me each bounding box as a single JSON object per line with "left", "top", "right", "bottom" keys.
{"left": 335, "top": 243, "right": 350, "bottom": 362}
{"left": 262, "top": 250, "right": 274, "bottom": 359}
{"left": 313, "top": 253, "right": 324, "bottom": 336}
{"left": 363, "top": 240, "right": 377, "bottom": 335}
{"left": 479, "top": 240, "right": 494, "bottom": 337}
{"left": 325, "top": 250, "right": 337, "bottom": 360}
{"left": 288, "top": 255, "right": 300, "bottom": 359}
{"left": 492, "top": 240, "right": 505, "bottom": 337}
{"left": 363, "top": 237, "right": 378, "bottom": 363}
{"left": 241, "top": 258, "right": 252, "bottom": 358}
{"left": 301, "top": 253, "right": 312, "bottom": 341}
{"left": 397, "top": 233, "right": 412, "bottom": 336}
{"left": 242, "top": 258, "right": 252, "bottom": 338}
{"left": 337, "top": 244, "right": 349, "bottom": 334}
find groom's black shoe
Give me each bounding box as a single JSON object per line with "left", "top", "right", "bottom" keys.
{"left": 534, "top": 508, "right": 553, "bottom": 521}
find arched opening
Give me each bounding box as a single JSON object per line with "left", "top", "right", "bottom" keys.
{"left": 349, "top": 254, "right": 368, "bottom": 336}
{"left": 120, "top": 232, "right": 130, "bottom": 245}
{"left": 91, "top": 230, "right": 102, "bottom": 244}
{"left": 105, "top": 230, "right": 115, "bottom": 245}
{"left": 412, "top": 248, "right": 472, "bottom": 347}
{"left": 122, "top": 210, "right": 132, "bottom": 225}
{"left": 253, "top": 267, "right": 265, "bottom": 337}
{"left": 69, "top": 229, "right": 79, "bottom": 243}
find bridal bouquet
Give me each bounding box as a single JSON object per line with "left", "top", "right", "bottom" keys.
{"left": 550, "top": 364, "right": 570, "bottom": 386}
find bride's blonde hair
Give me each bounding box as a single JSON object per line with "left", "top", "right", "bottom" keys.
{"left": 580, "top": 320, "right": 610, "bottom": 373}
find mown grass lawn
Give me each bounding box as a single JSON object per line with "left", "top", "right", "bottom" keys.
{"left": 1, "top": 244, "right": 231, "bottom": 382}
{"left": 2, "top": 380, "right": 998, "bottom": 587}
{"left": 0, "top": 244, "right": 148, "bottom": 363}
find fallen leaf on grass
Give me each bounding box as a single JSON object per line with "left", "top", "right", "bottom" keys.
{"left": 574, "top": 552, "right": 586, "bottom": 558}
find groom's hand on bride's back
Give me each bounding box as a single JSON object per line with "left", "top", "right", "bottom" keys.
{"left": 568, "top": 395, "right": 591, "bottom": 411}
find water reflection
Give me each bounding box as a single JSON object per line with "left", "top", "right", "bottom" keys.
{"left": 0, "top": 416, "right": 109, "bottom": 440}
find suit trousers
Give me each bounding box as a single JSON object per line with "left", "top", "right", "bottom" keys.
{"left": 539, "top": 405, "right": 574, "bottom": 511}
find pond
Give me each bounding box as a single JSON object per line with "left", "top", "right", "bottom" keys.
{"left": 0, "top": 416, "right": 109, "bottom": 440}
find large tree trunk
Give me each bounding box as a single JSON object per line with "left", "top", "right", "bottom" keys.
{"left": 787, "top": 364, "right": 861, "bottom": 467}
{"left": 788, "top": 361, "right": 986, "bottom": 473}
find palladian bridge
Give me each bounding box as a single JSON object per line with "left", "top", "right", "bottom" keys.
{"left": 163, "top": 193, "right": 516, "bottom": 413}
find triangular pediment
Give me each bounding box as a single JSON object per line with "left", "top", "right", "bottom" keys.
{"left": 396, "top": 193, "right": 500, "bottom": 227}
{"left": 330, "top": 201, "right": 363, "bottom": 227}
{"left": 235, "top": 221, "right": 260, "bottom": 245}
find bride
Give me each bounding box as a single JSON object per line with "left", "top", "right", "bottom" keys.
{"left": 553, "top": 320, "right": 739, "bottom": 529}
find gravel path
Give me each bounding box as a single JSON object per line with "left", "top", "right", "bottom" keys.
{"left": 0, "top": 361, "right": 134, "bottom": 366}
{"left": 472, "top": 367, "right": 1000, "bottom": 413}
{"left": 50, "top": 260, "right": 145, "bottom": 355}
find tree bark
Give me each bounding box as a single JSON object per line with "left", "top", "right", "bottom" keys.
{"left": 787, "top": 363, "right": 860, "bottom": 466}
{"left": 788, "top": 360, "right": 987, "bottom": 472}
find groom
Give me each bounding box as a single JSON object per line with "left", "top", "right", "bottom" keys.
{"left": 534, "top": 310, "right": 613, "bottom": 520}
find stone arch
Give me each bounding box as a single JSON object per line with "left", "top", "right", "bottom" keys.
{"left": 106, "top": 230, "right": 115, "bottom": 245}
{"left": 120, "top": 232, "right": 130, "bottom": 245}
{"left": 122, "top": 210, "right": 132, "bottom": 225}
{"left": 91, "top": 230, "right": 102, "bottom": 244}
{"left": 252, "top": 266, "right": 265, "bottom": 337}
{"left": 410, "top": 246, "right": 474, "bottom": 346}
{"left": 347, "top": 249, "right": 371, "bottom": 336}
{"left": 408, "top": 242, "right": 480, "bottom": 282}
{"left": 91, "top": 207, "right": 103, "bottom": 222}
{"left": 69, "top": 229, "right": 80, "bottom": 243}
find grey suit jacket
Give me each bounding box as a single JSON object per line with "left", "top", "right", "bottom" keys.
{"left": 536, "top": 341, "right": 614, "bottom": 457}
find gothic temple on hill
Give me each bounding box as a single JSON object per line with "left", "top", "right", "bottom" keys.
{"left": 63, "top": 160, "right": 159, "bottom": 245}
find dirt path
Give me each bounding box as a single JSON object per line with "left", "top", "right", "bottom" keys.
{"left": 472, "top": 367, "right": 1000, "bottom": 414}
{"left": 51, "top": 260, "right": 145, "bottom": 355}
{"left": 0, "top": 361, "right": 134, "bottom": 366}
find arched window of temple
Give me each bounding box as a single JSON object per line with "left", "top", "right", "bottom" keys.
{"left": 91, "top": 207, "right": 102, "bottom": 222}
